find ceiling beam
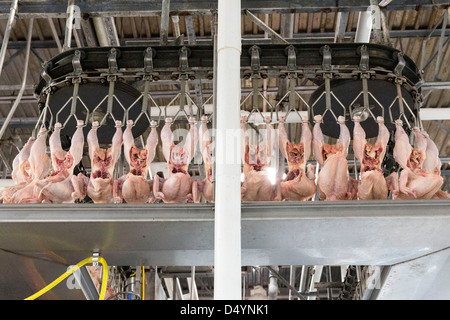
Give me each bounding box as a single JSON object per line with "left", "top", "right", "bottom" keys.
{"left": 5, "top": 28, "right": 449, "bottom": 51}
{"left": 0, "top": 0, "right": 448, "bottom": 18}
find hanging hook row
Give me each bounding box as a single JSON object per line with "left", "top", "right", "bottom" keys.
{"left": 275, "top": 45, "right": 309, "bottom": 123}
{"left": 241, "top": 45, "right": 271, "bottom": 124}
{"left": 130, "top": 47, "right": 163, "bottom": 126}
{"left": 310, "top": 45, "right": 346, "bottom": 123}
{"left": 166, "top": 46, "right": 200, "bottom": 122}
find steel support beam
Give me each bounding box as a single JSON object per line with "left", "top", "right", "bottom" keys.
{"left": 1, "top": 0, "right": 448, "bottom": 18}
{"left": 0, "top": 200, "right": 448, "bottom": 266}
{"left": 3, "top": 28, "right": 449, "bottom": 51}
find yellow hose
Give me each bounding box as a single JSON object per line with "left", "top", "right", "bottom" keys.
{"left": 24, "top": 256, "right": 108, "bottom": 300}
{"left": 142, "top": 266, "right": 145, "bottom": 300}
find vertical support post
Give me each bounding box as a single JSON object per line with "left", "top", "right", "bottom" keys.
{"left": 214, "top": 0, "right": 242, "bottom": 300}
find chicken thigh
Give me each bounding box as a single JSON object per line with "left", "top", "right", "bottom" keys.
{"left": 353, "top": 116, "right": 398, "bottom": 200}
{"left": 241, "top": 115, "right": 281, "bottom": 201}
{"left": 313, "top": 115, "right": 351, "bottom": 201}
{"left": 193, "top": 116, "right": 214, "bottom": 203}
{"left": 393, "top": 121, "right": 444, "bottom": 199}
{"left": 278, "top": 115, "right": 316, "bottom": 201}
{"left": 153, "top": 117, "right": 197, "bottom": 203}
{"left": 86, "top": 121, "right": 123, "bottom": 203}
{"left": 114, "top": 119, "right": 158, "bottom": 203}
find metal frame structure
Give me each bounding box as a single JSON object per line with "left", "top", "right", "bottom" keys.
{"left": 0, "top": 0, "right": 449, "bottom": 18}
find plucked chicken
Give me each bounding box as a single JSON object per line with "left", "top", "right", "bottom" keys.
{"left": 8, "top": 128, "right": 52, "bottom": 203}
{"left": 278, "top": 115, "right": 316, "bottom": 201}
{"left": 86, "top": 121, "right": 123, "bottom": 203}
{"left": 353, "top": 116, "right": 399, "bottom": 200}
{"left": 313, "top": 115, "right": 352, "bottom": 201}
{"left": 241, "top": 115, "right": 281, "bottom": 201}
{"left": 422, "top": 131, "right": 450, "bottom": 199}
{"left": 114, "top": 119, "right": 158, "bottom": 203}
{"left": 0, "top": 137, "right": 35, "bottom": 202}
{"left": 34, "top": 120, "right": 86, "bottom": 203}
{"left": 193, "top": 116, "right": 214, "bottom": 203}
{"left": 393, "top": 121, "right": 447, "bottom": 199}
{"left": 153, "top": 117, "right": 197, "bottom": 203}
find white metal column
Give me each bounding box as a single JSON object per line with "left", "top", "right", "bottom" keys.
{"left": 214, "top": 0, "right": 242, "bottom": 300}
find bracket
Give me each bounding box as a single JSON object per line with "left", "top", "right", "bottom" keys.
{"left": 92, "top": 251, "right": 99, "bottom": 267}
{"left": 241, "top": 46, "right": 271, "bottom": 124}
{"left": 312, "top": 45, "right": 346, "bottom": 121}
{"left": 166, "top": 47, "right": 198, "bottom": 121}
{"left": 349, "top": 45, "right": 381, "bottom": 122}
{"left": 275, "top": 45, "right": 309, "bottom": 123}
{"left": 71, "top": 50, "right": 83, "bottom": 76}
{"left": 393, "top": 51, "right": 406, "bottom": 77}
{"left": 130, "top": 47, "right": 162, "bottom": 125}
{"left": 108, "top": 48, "right": 119, "bottom": 75}
{"left": 40, "top": 61, "right": 52, "bottom": 87}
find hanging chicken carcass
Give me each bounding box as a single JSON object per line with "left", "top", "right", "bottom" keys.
{"left": 113, "top": 119, "right": 158, "bottom": 203}
{"left": 0, "top": 137, "right": 35, "bottom": 203}
{"left": 85, "top": 121, "right": 123, "bottom": 203}
{"left": 352, "top": 116, "right": 399, "bottom": 200}
{"left": 240, "top": 116, "right": 281, "bottom": 202}
{"left": 278, "top": 115, "right": 316, "bottom": 201}
{"left": 193, "top": 116, "right": 214, "bottom": 203}
{"left": 34, "top": 120, "right": 86, "bottom": 203}
{"left": 393, "top": 121, "right": 448, "bottom": 200}
{"left": 153, "top": 117, "right": 197, "bottom": 203}
{"left": 7, "top": 128, "right": 52, "bottom": 203}
{"left": 313, "top": 115, "right": 355, "bottom": 201}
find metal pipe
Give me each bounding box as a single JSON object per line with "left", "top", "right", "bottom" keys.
{"left": 93, "top": 17, "right": 111, "bottom": 46}
{"left": 0, "top": 0, "right": 19, "bottom": 78}
{"left": 160, "top": 0, "right": 170, "bottom": 45}
{"left": 214, "top": 0, "right": 242, "bottom": 300}
{"left": 355, "top": 10, "right": 372, "bottom": 43}
{"left": 63, "top": 0, "right": 75, "bottom": 51}
{"left": 0, "top": 18, "right": 34, "bottom": 143}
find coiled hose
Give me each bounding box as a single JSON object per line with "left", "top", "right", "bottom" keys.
{"left": 24, "top": 256, "right": 108, "bottom": 300}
